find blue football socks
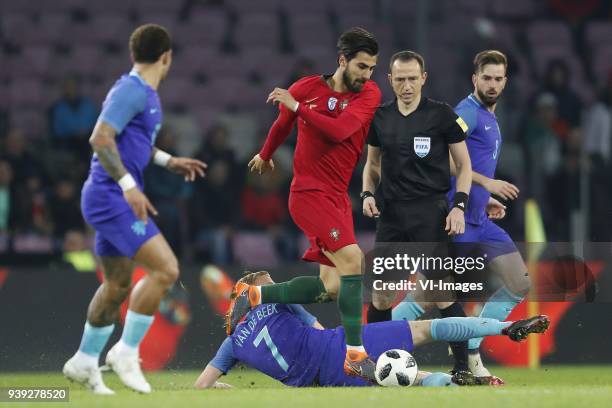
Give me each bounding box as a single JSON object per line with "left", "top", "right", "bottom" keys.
{"left": 468, "top": 286, "right": 523, "bottom": 350}
{"left": 392, "top": 294, "right": 425, "bottom": 321}
{"left": 120, "top": 310, "right": 154, "bottom": 349}
{"left": 78, "top": 322, "right": 115, "bottom": 358}
{"left": 431, "top": 317, "right": 511, "bottom": 342}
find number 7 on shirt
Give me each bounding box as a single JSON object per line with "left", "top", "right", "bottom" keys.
{"left": 253, "top": 326, "right": 289, "bottom": 372}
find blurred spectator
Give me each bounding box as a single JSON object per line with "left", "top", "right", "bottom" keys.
{"left": 584, "top": 76, "right": 612, "bottom": 164}
{"left": 195, "top": 125, "right": 236, "bottom": 165}
{"left": 0, "top": 160, "right": 13, "bottom": 232}
{"left": 12, "top": 176, "right": 53, "bottom": 235}
{"left": 62, "top": 230, "right": 96, "bottom": 272}
{"left": 536, "top": 59, "right": 583, "bottom": 129}
{"left": 144, "top": 126, "right": 190, "bottom": 254}
{"left": 191, "top": 159, "right": 238, "bottom": 264}
{"left": 48, "top": 180, "right": 84, "bottom": 238}
{"left": 1, "top": 128, "right": 45, "bottom": 185}
{"left": 523, "top": 93, "right": 563, "bottom": 199}
{"left": 546, "top": 153, "right": 580, "bottom": 240}
{"left": 48, "top": 76, "right": 98, "bottom": 155}
{"left": 240, "top": 168, "right": 296, "bottom": 260}
{"left": 191, "top": 127, "right": 240, "bottom": 263}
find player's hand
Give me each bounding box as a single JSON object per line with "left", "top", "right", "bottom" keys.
{"left": 362, "top": 196, "right": 380, "bottom": 218}
{"left": 486, "top": 197, "right": 507, "bottom": 220}
{"left": 482, "top": 178, "right": 519, "bottom": 200}
{"left": 123, "top": 188, "right": 157, "bottom": 224}
{"left": 167, "top": 157, "right": 207, "bottom": 182}
{"left": 267, "top": 88, "right": 299, "bottom": 112}
{"left": 212, "top": 382, "right": 232, "bottom": 389}
{"left": 248, "top": 154, "right": 275, "bottom": 174}
{"left": 445, "top": 207, "right": 465, "bottom": 235}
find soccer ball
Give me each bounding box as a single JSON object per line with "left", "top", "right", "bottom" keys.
{"left": 375, "top": 349, "right": 418, "bottom": 387}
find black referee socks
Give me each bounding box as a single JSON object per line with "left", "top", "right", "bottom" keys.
{"left": 366, "top": 302, "right": 392, "bottom": 323}
{"left": 439, "top": 302, "right": 469, "bottom": 372}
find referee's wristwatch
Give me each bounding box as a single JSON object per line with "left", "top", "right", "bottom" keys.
{"left": 360, "top": 191, "right": 375, "bottom": 201}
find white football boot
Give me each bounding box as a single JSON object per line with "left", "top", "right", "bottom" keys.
{"left": 468, "top": 349, "right": 492, "bottom": 377}
{"left": 63, "top": 352, "right": 115, "bottom": 395}
{"left": 104, "top": 342, "right": 152, "bottom": 393}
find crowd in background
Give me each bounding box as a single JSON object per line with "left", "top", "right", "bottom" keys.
{"left": 1, "top": 0, "right": 612, "bottom": 266}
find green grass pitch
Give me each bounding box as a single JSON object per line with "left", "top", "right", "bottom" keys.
{"left": 1, "top": 366, "right": 611, "bottom": 407}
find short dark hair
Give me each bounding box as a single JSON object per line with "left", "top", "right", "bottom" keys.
{"left": 473, "top": 50, "right": 507, "bottom": 74}
{"left": 337, "top": 27, "right": 378, "bottom": 62}
{"left": 389, "top": 50, "right": 425, "bottom": 73}
{"left": 129, "top": 24, "right": 172, "bottom": 64}
{"left": 237, "top": 271, "right": 270, "bottom": 286}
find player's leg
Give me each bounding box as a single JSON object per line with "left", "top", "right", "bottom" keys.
{"left": 63, "top": 240, "right": 134, "bottom": 395}
{"left": 105, "top": 233, "right": 178, "bottom": 393}
{"left": 408, "top": 315, "right": 549, "bottom": 346}
{"left": 467, "top": 221, "right": 528, "bottom": 375}
{"left": 226, "top": 192, "right": 348, "bottom": 333}
{"left": 322, "top": 244, "right": 377, "bottom": 380}
{"left": 367, "top": 202, "right": 405, "bottom": 323}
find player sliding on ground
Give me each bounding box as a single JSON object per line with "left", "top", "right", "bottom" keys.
{"left": 228, "top": 27, "right": 382, "bottom": 382}
{"left": 63, "top": 24, "right": 206, "bottom": 394}
{"left": 200, "top": 272, "right": 549, "bottom": 388}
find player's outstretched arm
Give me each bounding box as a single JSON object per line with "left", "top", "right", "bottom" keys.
{"left": 267, "top": 87, "right": 380, "bottom": 143}
{"left": 194, "top": 364, "right": 233, "bottom": 389}
{"left": 150, "top": 147, "right": 207, "bottom": 182}
{"left": 250, "top": 105, "right": 297, "bottom": 174}
{"left": 449, "top": 153, "right": 519, "bottom": 200}
{"left": 90, "top": 121, "right": 157, "bottom": 223}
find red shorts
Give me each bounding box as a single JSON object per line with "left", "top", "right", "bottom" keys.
{"left": 288, "top": 190, "right": 357, "bottom": 266}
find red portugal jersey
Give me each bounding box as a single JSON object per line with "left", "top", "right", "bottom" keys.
{"left": 260, "top": 75, "right": 381, "bottom": 194}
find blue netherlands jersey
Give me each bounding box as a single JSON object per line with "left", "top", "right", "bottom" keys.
{"left": 208, "top": 304, "right": 368, "bottom": 387}
{"left": 449, "top": 94, "right": 502, "bottom": 226}
{"left": 82, "top": 71, "right": 162, "bottom": 222}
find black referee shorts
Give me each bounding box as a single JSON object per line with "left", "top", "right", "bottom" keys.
{"left": 376, "top": 195, "right": 450, "bottom": 243}
{"left": 374, "top": 195, "right": 451, "bottom": 281}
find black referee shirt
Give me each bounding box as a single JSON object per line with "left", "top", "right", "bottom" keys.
{"left": 367, "top": 97, "right": 467, "bottom": 201}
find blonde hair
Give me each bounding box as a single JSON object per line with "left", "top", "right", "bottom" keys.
{"left": 237, "top": 270, "right": 270, "bottom": 286}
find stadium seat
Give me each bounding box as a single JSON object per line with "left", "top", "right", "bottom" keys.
{"left": 490, "top": 0, "right": 537, "bottom": 18}
{"left": 585, "top": 22, "right": 612, "bottom": 50}
{"left": 226, "top": 0, "right": 282, "bottom": 15}
{"left": 281, "top": 0, "right": 332, "bottom": 16}
{"left": 527, "top": 21, "right": 573, "bottom": 48}
{"left": 9, "top": 108, "right": 47, "bottom": 139}
{"left": 591, "top": 45, "right": 612, "bottom": 87}
{"left": 173, "top": 10, "right": 228, "bottom": 50}
{"left": 234, "top": 13, "right": 281, "bottom": 52}
{"left": 232, "top": 232, "right": 280, "bottom": 268}
{"left": 291, "top": 14, "right": 335, "bottom": 53}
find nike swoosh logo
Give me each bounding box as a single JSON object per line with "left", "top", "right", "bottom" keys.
{"left": 304, "top": 97, "right": 319, "bottom": 104}
{"left": 150, "top": 108, "right": 158, "bottom": 114}
{"left": 485, "top": 125, "right": 492, "bottom": 130}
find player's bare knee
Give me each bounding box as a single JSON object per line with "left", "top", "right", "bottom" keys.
{"left": 508, "top": 277, "right": 530, "bottom": 298}
{"left": 372, "top": 297, "right": 393, "bottom": 310}
{"left": 321, "top": 278, "right": 339, "bottom": 299}
{"left": 372, "top": 290, "right": 394, "bottom": 310}
{"left": 156, "top": 260, "right": 179, "bottom": 287}
{"left": 336, "top": 251, "right": 363, "bottom": 275}
{"left": 435, "top": 301, "right": 454, "bottom": 310}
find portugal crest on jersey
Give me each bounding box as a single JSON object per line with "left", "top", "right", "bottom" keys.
{"left": 329, "top": 228, "right": 340, "bottom": 242}
{"left": 414, "top": 137, "right": 431, "bottom": 158}
{"left": 327, "top": 97, "right": 338, "bottom": 111}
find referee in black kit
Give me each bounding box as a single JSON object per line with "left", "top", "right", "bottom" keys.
{"left": 362, "top": 51, "right": 473, "bottom": 373}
